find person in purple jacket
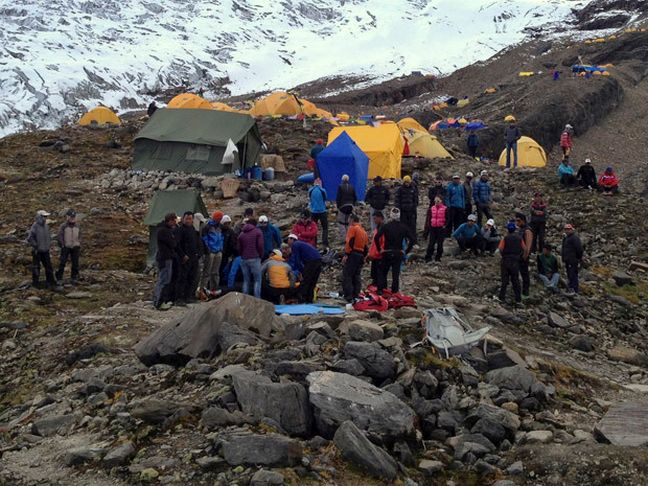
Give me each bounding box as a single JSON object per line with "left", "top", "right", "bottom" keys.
{"left": 237, "top": 218, "right": 264, "bottom": 298}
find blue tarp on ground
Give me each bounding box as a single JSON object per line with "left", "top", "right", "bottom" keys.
{"left": 316, "top": 131, "right": 369, "bottom": 202}
{"left": 275, "top": 304, "right": 346, "bottom": 315}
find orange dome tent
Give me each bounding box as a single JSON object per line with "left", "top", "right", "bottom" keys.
{"left": 250, "top": 91, "right": 331, "bottom": 118}
{"left": 79, "top": 106, "right": 121, "bottom": 126}
{"left": 168, "top": 93, "right": 212, "bottom": 110}
{"left": 210, "top": 101, "right": 238, "bottom": 112}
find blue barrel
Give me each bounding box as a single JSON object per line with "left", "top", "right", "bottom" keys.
{"left": 263, "top": 167, "right": 275, "bottom": 181}
{"left": 297, "top": 172, "right": 315, "bottom": 184}
{"left": 250, "top": 166, "right": 263, "bottom": 180}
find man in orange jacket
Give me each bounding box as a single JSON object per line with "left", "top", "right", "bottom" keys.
{"left": 342, "top": 214, "right": 369, "bottom": 302}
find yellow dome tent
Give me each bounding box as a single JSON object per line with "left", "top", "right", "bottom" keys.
{"left": 210, "top": 101, "right": 237, "bottom": 112}
{"left": 397, "top": 117, "right": 427, "bottom": 133}
{"left": 168, "top": 93, "right": 212, "bottom": 110}
{"left": 498, "top": 136, "right": 547, "bottom": 168}
{"left": 250, "top": 91, "right": 331, "bottom": 118}
{"left": 328, "top": 124, "right": 403, "bottom": 179}
{"left": 403, "top": 130, "right": 452, "bottom": 159}
{"left": 79, "top": 106, "right": 121, "bottom": 126}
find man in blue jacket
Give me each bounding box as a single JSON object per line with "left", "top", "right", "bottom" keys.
{"left": 287, "top": 234, "right": 322, "bottom": 303}
{"left": 308, "top": 179, "right": 329, "bottom": 248}
{"left": 445, "top": 175, "right": 466, "bottom": 233}
{"left": 200, "top": 213, "right": 224, "bottom": 292}
{"left": 473, "top": 170, "right": 493, "bottom": 227}
{"left": 452, "top": 214, "right": 482, "bottom": 255}
{"left": 258, "top": 215, "right": 282, "bottom": 259}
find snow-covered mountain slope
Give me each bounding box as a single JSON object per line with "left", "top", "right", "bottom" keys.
{"left": 0, "top": 0, "right": 643, "bottom": 136}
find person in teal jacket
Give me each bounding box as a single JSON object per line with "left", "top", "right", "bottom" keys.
{"left": 452, "top": 214, "right": 482, "bottom": 255}
{"left": 558, "top": 157, "right": 577, "bottom": 187}
{"left": 258, "top": 215, "right": 282, "bottom": 259}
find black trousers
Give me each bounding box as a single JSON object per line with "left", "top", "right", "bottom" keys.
{"left": 476, "top": 204, "right": 492, "bottom": 227}
{"left": 262, "top": 283, "right": 298, "bottom": 304}
{"left": 468, "top": 146, "right": 478, "bottom": 158}
{"left": 457, "top": 236, "right": 481, "bottom": 254}
{"left": 560, "top": 174, "right": 577, "bottom": 187}
{"left": 378, "top": 252, "right": 402, "bottom": 293}
{"left": 499, "top": 258, "right": 521, "bottom": 302}
{"left": 299, "top": 259, "right": 322, "bottom": 303}
{"left": 342, "top": 252, "right": 364, "bottom": 301}
{"left": 519, "top": 257, "right": 530, "bottom": 296}
{"left": 312, "top": 212, "right": 329, "bottom": 247}
{"left": 426, "top": 227, "right": 445, "bottom": 261}
{"left": 446, "top": 207, "right": 465, "bottom": 233}
{"left": 56, "top": 246, "right": 80, "bottom": 281}
{"left": 32, "top": 250, "right": 56, "bottom": 286}
{"left": 176, "top": 258, "right": 199, "bottom": 301}
{"left": 370, "top": 259, "right": 380, "bottom": 286}
{"left": 480, "top": 239, "right": 499, "bottom": 254}
{"left": 465, "top": 202, "right": 473, "bottom": 220}
{"left": 400, "top": 210, "right": 417, "bottom": 243}
{"left": 529, "top": 222, "right": 545, "bottom": 254}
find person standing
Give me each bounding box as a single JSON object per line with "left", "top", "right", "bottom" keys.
{"left": 153, "top": 213, "right": 178, "bottom": 310}
{"left": 147, "top": 101, "right": 158, "bottom": 117}
{"left": 515, "top": 212, "right": 534, "bottom": 298}
{"left": 445, "top": 175, "right": 466, "bottom": 233}
{"left": 368, "top": 211, "right": 385, "bottom": 287}
{"left": 395, "top": 175, "right": 419, "bottom": 241}
{"left": 238, "top": 218, "right": 264, "bottom": 299}
{"left": 560, "top": 124, "right": 574, "bottom": 157}
{"left": 27, "top": 210, "right": 57, "bottom": 290}
{"left": 561, "top": 224, "right": 583, "bottom": 294}
{"left": 310, "top": 139, "right": 325, "bottom": 161}
{"left": 292, "top": 209, "right": 319, "bottom": 247}
{"left": 56, "top": 209, "right": 81, "bottom": 285}
{"left": 342, "top": 215, "right": 369, "bottom": 302}
{"left": 336, "top": 174, "right": 357, "bottom": 245}
{"left": 200, "top": 211, "right": 224, "bottom": 293}
{"left": 529, "top": 192, "right": 547, "bottom": 253}
{"left": 428, "top": 176, "right": 447, "bottom": 206}
{"left": 175, "top": 212, "right": 202, "bottom": 305}
{"left": 218, "top": 215, "right": 236, "bottom": 287}
{"left": 497, "top": 221, "right": 525, "bottom": 304}
{"left": 424, "top": 196, "right": 447, "bottom": 262}
{"left": 576, "top": 158, "right": 598, "bottom": 189}
{"left": 287, "top": 234, "right": 322, "bottom": 303}
{"left": 308, "top": 179, "right": 329, "bottom": 247}
{"left": 504, "top": 117, "right": 522, "bottom": 169}
{"left": 464, "top": 172, "right": 474, "bottom": 219}
{"left": 467, "top": 131, "right": 480, "bottom": 159}
{"left": 374, "top": 209, "right": 415, "bottom": 294}
{"left": 365, "top": 176, "right": 390, "bottom": 232}
{"left": 259, "top": 215, "right": 282, "bottom": 258}
{"left": 537, "top": 244, "right": 560, "bottom": 292}
{"left": 473, "top": 170, "right": 493, "bottom": 227}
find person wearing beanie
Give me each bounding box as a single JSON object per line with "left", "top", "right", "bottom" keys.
{"left": 342, "top": 214, "right": 369, "bottom": 302}
{"left": 529, "top": 192, "right": 547, "bottom": 253}
{"left": 577, "top": 158, "right": 598, "bottom": 190}
{"left": 497, "top": 221, "right": 525, "bottom": 303}
{"left": 27, "top": 210, "right": 58, "bottom": 289}
{"left": 310, "top": 138, "right": 325, "bottom": 161}
{"left": 308, "top": 178, "right": 329, "bottom": 247}
{"left": 292, "top": 209, "right": 319, "bottom": 247}
{"left": 336, "top": 174, "right": 358, "bottom": 245}
{"left": 515, "top": 212, "right": 534, "bottom": 298}
{"left": 365, "top": 176, "right": 391, "bottom": 232}
{"left": 287, "top": 234, "right": 322, "bottom": 303}
{"left": 259, "top": 215, "right": 282, "bottom": 259}
{"left": 473, "top": 170, "right": 493, "bottom": 227}
{"left": 537, "top": 244, "right": 560, "bottom": 292}
{"left": 598, "top": 166, "right": 619, "bottom": 195}
{"left": 452, "top": 214, "right": 481, "bottom": 255}
{"left": 480, "top": 218, "right": 501, "bottom": 255}
{"left": 561, "top": 224, "right": 583, "bottom": 294}
{"left": 396, "top": 175, "right": 419, "bottom": 241}
{"left": 56, "top": 209, "right": 81, "bottom": 285}
{"left": 445, "top": 175, "right": 466, "bottom": 233}
{"left": 424, "top": 196, "right": 447, "bottom": 262}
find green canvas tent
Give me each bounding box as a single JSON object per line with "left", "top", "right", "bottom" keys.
{"left": 144, "top": 190, "right": 208, "bottom": 266}
{"left": 133, "top": 109, "right": 262, "bottom": 175}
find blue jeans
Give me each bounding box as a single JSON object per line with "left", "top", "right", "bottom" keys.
{"left": 506, "top": 142, "right": 518, "bottom": 168}
{"left": 241, "top": 258, "right": 262, "bottom": 298}
{"left": 539, "top": 273, "right": 560, "bottom": 289}
{"left": 154, "top": 259, "right": 173, "bottom": 307}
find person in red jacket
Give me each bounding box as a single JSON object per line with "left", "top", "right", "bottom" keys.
{"left": 367, "top": 211, "right": 385, "bottom": 287}
{"left": 291, "top": 209, "right": 319, "bottom": 247}
{"left": 560, "top": 124, "right": 573, "bottom": 156}
{"left": 598, "top": 167, "right": 619, "bottom": 195}
{"left": 424, "top": 197, "right": 447, "bottom": 262}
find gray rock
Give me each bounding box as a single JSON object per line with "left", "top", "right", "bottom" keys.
{"left": 232, "top": 371, "right": 312, "bottom": 436}
{"left": 485, "top": 365, "right": 537, "bottom": 392}
{"left": 471, "top": 418, "right": 507, "bottom": 445}
{"left": 221, "top": 432, "right": 303, "bottom": 466}
{"left": 331, "top": 359, "right": 365, "bottom": 376}
{"left": 102, "top": 442, "right": 135, "bottom": 468}
{"left": 465, "top": 404, "right": 520, "bottom": 438}
{"left": 606, "top": 346, "right": 648, "bottom": 367}
{"left": 348, "top": 320, "right": 384, "bottom": 342}
{"left": 31, "top": 414, "right": 77, "bottom": 437}
{"left": 201, "top": 407, "right": 249, "bottom": 428}
{"left": 595, "top": 400, "right": 648, "bottom": 446}
{"left": 134, "top": 293, "right": 275, "bottom": 366}
{"left": 418, "top": 459, "right": 444, "bottom": 475}
{"left": 64, "top": 446, "right": 105, "bottom": 466}
{"left": 524, "top": 430, "right": 554, "bottom": 444}
{"left": 547, "top": 312, "right": 571, "bottom": 329}
{"left": 307, "top": 371, "right": 416, "bottom": 442}
{"left": 251, "top": 469, "right": 285, "bottom": 485}
{"left": 344, "top": 341, "right": 396, "bottom": 380}
{"left": 333, "top": 421, "right": 397, "bottom": 480}
{"left": 195, "top": 455, "right": 226, "bottom": 471}
{"left": 506, "top": 461, "right": 524, "bottom": 475}
{"left": 129, "top": 399, "right": 195, "bottom": 425}
{"left": 613, "top": 271, "right": 634, "bottom": 287}
{"left": 570, "top": 335, "right": 594, "bottom": 352}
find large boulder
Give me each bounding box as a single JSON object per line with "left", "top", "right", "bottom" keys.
{"left": 220, "top": 432, "right": 303, "bottom": 466}
{"left": 232, "top": 370, "right": 312, "bottom": 436}
{"left": 343, "top": 341, "right": 396, "bottom": 380}
{"left": 333, "top": 421, "right": 398, "bottom": 480}
{"left": 306, "top": 371, "right": 416, "bottom": 443}
{"left": 134, "top": 293, "right": 277, "bottom": 366}
{"left": 595, "top": 400, "right": 648, "bottom": 446}
{"left": 485, "top": 365, "right": 537, "bottom": 393}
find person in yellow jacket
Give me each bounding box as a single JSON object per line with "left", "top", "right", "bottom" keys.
{"left": 261, "top": 249, "right": 299, "bottom": 304}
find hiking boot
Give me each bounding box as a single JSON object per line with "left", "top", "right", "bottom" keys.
{"left": 159, "top": 302, "right": 173, "bottom": 311}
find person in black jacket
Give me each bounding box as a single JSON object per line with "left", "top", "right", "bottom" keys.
{"left": 374, "top": 208, "right": 415, "bottom": 294}
{"left": 576, "top": 158, "right": 598, "bottom": 189}
{"left": 395, "top": 175, "right": 419, "bottom": 243}
{"left": 218, "top": 215, "right": 237, "bottom": 287}
{"left": 497, "top": 221, "right": 526, "bottom": 303}
{"left": 153, "top": 213, "right": 177, "bottom": 310}
{"left": 174, "top": 212, "right": 202, "bottom": 305}
{"left": 336, "top": 174, "right": 357, "bottom": 245}
{"left": 365, "top": 176, "right": 390, "bottom": 232}
{"left": 147, "top": 101, "right": 158, "bottom": 117}
{"left": 561, "top": 224, "right": 583, "bottom": 294}
{"left": 428, "top": 175, "right": 447, "bottom": 206}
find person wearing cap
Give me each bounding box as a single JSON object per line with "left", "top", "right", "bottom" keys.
{"left": 537, "top": 243, "right": 560, "bottom": 292}
{"left": 342, "top": 214, "right": 369, "bottom": 302}
{"left": 287, "top": 234, "right": 322, "bottom": 303}
{"left": 497, "top": 221, "right": 525, "bottom": 303}
{"left": 480, "top": 219, "right": 501, "bottom": 255}
{"left": 463, "top": 172, "right": 474, "bottom": 219}
{"left": 374, "top": 208, "right": 415, "bottom": 294}
{"left": 261, "top": 249, "right": 299, "bottom": 304}
{"left": 200, "top": 211, "right": 225, "bottom": 293}
{"left": 515, "top": 212, "right": 534, "bottom": 297}
{"left": 368, "top": 211, "right": 385, "bottom": 287}
{"left": 153, "top": 213, "right": 178, "bottom": 310}
{"left": 395, "top": 175, "right": 419, "bottom": 241}
{"left": 529, "top": 193, "right": 548, "bottom": 253}
{"left": 27, "top": 210, "right": 57, "bottom": 289}
{"left": 427, "top": 175, "right": 447, "bottom": 206}
{"left": 598, "top": 167, "right": 619, "bottom": 195}
{"left": 174, "top": 212, "right": 202, "bottom": 305}
{"left": 576, "top": 158, "right": 598, "bottom": 189}
{"left": 292, "top": 209, "right": 319, "bottom": 247}
{"left": 560, "top": 124, "right": 574, "bottom": 156}
{"left": 259, "top": 215, "right": 282, "bottom": 259}
{"left": 467, "top": 131, "right": 480, "bottom": 159}
{"left": 561, "top": 224, "right": 583, "bottom": 294}
{"left": 218, "top": 215, "right": 237, "bottom": 287}
{"left": 558, "top": 156, "right": 577, "bottom": 187}
{"left": 308, "top": 178, "right": 329, "bottom": 247}
{"left": 365, "top": 176, "right": 391, "bottom": 232}
{"left": 445, "top": 175, "right": 466, "bottom": 233}
{"left": 424, "top": 196, "right": 447, "bottom": 262}
{"left": 56, "top": 209, "right": 81, "bottom": 284}
{"left": 310, "top": 139, "right": 325, "bottom": 161}
{"left": 336, "top": 174, "right": 358, "bottom": 245}
{"left": 504, "top": 117, "right": 522, "bottom": 169}
{"left": 473, "top": 170, "right": 493, "bottom": 227}
{"left": 452, "top": 214, "right": 481, "bottom": 255}
{"left": 237, "top": 217, "right": 264, "bottom": 299}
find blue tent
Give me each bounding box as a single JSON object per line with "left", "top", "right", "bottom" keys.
{"left": 316, "top": 131, "right": 369, "bottom": 202}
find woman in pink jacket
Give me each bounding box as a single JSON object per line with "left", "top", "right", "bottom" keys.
{"left": 424, "top": 197, "right": 447, "bottom": 262}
